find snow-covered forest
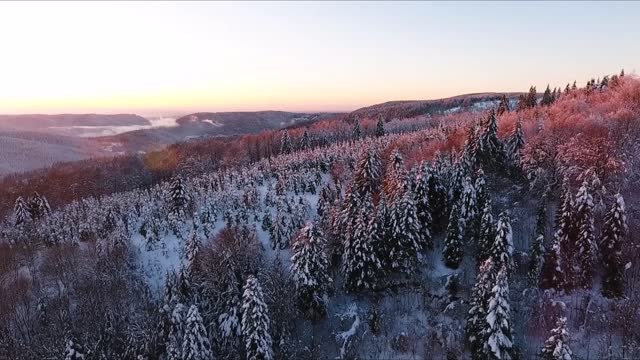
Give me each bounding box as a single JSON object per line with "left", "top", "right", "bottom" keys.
{"left": 1, "top": 72, "right": 640, "bottom": 359}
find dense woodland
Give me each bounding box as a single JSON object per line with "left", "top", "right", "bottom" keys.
{"left": 1, "top": 71, "right": 639, "bottom": 359}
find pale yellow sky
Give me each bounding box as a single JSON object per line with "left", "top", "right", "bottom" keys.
{"left": 0, "top": 1, "right": 637, "bottom": 114}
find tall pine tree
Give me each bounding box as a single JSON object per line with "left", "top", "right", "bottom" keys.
{"left": 241, "top": 275, "right": 273, "bottom": 360}
{"left": 541, "top": 316, "right": 572, "bottom": 360}
{"left": 575, "top": 182, "right": 596, "bottom": 289}
{"left": 443, "top": 202, "right": 464, "bottom": 269}
{"left": 484, "top": 266, "right": 513, "bottom": 360}
{"left": 600, "top": 194, "right": 627, "bottom": 298}
{"left": 342, "top": 193, "right": 383, "bottom": 292}
{"left": 290, "top": 222, "right": 332, "bottom": 318}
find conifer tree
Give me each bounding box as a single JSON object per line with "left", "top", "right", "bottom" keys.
{"left": 14, "top": 196, "right": 31, "bottom": 226}
{"left": 526, "top": 86, "right": 538, "bottom": 108}
{"left": 459, "top": 176, "right": 477, "bottom": 230}
{"left": 491, "top": 212, "right": 513, "bottom": 272}
{"left": 170, "top": 176, "right": 189, "bottom": 216}
{"left": 28, "top": 192, "right": 51, "bottom": 220}
{"left": 291, "top": 222, "right": 332, "bottom": 318}
{"left": 383, "top": 149, "right": 405, "bottom": 201}
{"left": 280, "top": 130, "right": 293, "bottom": 155}
{"left": 425, "top": 165, "right": 448, "bottom": 232}
{"left": 413, "top": 165, "right": 434, "bottom": 249}
{"left": 541, "top": 316, "right": 573, "bottom": 360}
{"left": 478, "top": 112, "right": 506, "bottom": 169}
{"left": 541, "top": 85, "right": 554, "bottom": 106}
{"left": 601, "top": 194, "right": 627, "bottom": 298}
{"left": 64, "top": 338, "right": 86, "bottom": 360}
{"left": 352, "top": 118, "right": 362, "bottom": 141}
{"left": 467, "top": 259, "right": 494, "bottom": 359}
{"left": 528, "top": 190, "right": 549, "bottom": 286}
{"left": 300, "top": 129, "right": 311, "bottom": 150}
{"left": 555, "top": 180, "right": 577, "bottom": 290}
{"left": 342, "top": 193, "right": 383, "bottom": 292}
{"left": 167, "top": 303, "right": 187, "bottom": 360}
{"left": 353, "top": 150, "right": 382, "bottom": 198}
{"left": 484, "top": 266, "right": 513, "bottom": 360}
{"left": 375, "top": 117, "right": 385, "bottom": 137}
{"left": 477, "top": 199, "right": 495, "bottom": 265}
{"left": 387, "top": 189, "right": 422, "bottom": 275}
{"left": 443, "top": 202, "right": 464, "bottom": 269}
{"left": 182, "top": 304, "right": 213, "bottom": 360}
{"left": 241, "top": 275, "right": 274, "bottom": 360}
{"left": 575, "top": 182, "right": 596, "bottom": 288}
{"left": 506, "top": 120, "right": 525, "bottom": 165}
{"left": 540, "top": 234, "right": 564, "bottom": 291}
{"left": 496, "top": 94, "right": 510, "bottom": 115}
{"left": 528, "top": 234, "right": 546, "bottom": 287}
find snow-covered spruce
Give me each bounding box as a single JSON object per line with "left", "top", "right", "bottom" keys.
{"left": 167, "top": 303, "right": 187, "bottom": 360}
{"left": 387, "top": 188, "right": 422, "bottom": 275}
{"left": 467, "top": 259, "right": 494, "bottom": 360}
{"left": 241, "top": 275, "right": 273, "bottom": 360}
{"left": 490, "top": 212, "right": 513, "bottom": 272}
{"left": 574, "top": 181, "right": 596, "bottom": 289}
{"left": 182, "top": 304, "right": 213, "bottom": 360}
{"left": 477, "top": 199, "right": 496, "bottom": 265}
{"left": 484, "top": 266, "right": 513, "bottom": 360}
{"left": 443, "top": 202, "right": 464, "bottom": 269}
{"left": 342, "top": 192, "right": 383, "bottom": 292}
{"left": 600, "top": 193, "right": 627, "bottom": 298}
{"left": 290, "top": 222, "right": 332, "bottom": 318}
{"left": 541, "top": 316, "right": 572, "bottom": 360}
{"left": 554, "top": 179, "right": 577, "bottom": 290}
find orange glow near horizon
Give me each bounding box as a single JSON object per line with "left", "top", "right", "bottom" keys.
{"left": 0, "top": 2, "right": 638, "bottom": 115}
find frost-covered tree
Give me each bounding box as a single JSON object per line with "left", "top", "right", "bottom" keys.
{"left": 280, "top": 130, "right": 293, "bottom": 155}
{"left": 496, "top": 94, "right": 510, "bottom": 115}
{"left": 541, "top": 85, "right": 554, "bottom": 106}
{"left": 28, "top": 192, "right": 51, "bottom": 220}
{"left": 387, "top": 189, "right": 422, "bottom": 275}
{"left": 342, "top": 193, "right": 383, "bottom": 292}
{"left": 14, "top": 196, "right": 31, "bottom": 226}
{"left": 484, "top": 266, "right": 513, "bottom": 360}
{"left": 541, "top": 316, "right": 572, "bottom": 360}
{"left": 290, "top": 222, "right": 332, "bottom": 318}
{"left": 540, "top": 234, "right": 564, "bottom": 291}
{"left": 506, "top": 120, "right": 525, "bottom": 165}
{"left": 528, "top": 234, "right": 545, "bottom": 287}
{"left": 167, "top": 303, "right": 187, "bottom": 360}
{"left": 241, "top": 275, "right": 273, "bottom": 360}
{"left": 443, "top": 202, "right": 464, "bottom": 269}
{"left": 270, "top": 211, "right": 291, "bottom": 250}
{"left": 425, "top": 165, "right": 448, "bottom": 232}
{"left": 478, "top": 112, "right": 506, "bottom": 169}
{"left": 491, "top": 212, "right": 513, "bottom": 272}
{"left": 375, "top": 117, "right": 385, "bottom": 137}
{"left": 352, "top": 118, "right": 362, "bottom": 141}
{"left": 182, "top": 304, "right": 213, "bottom": 360}
{"left": 575, "top": 182, "right": 596, "bottom": 288}
{"left": 300, "top": 129, "right": 311, "bottom": 151}
{"left": 64, "top": 338, "right": 85, "bottom": 360}
{"left": 170, "top": 176, "right": 189, "bottom": 216}
{"left": 477, "top": 199, "right": 495, "bottom": 265}
{"left": 459, "top": 176, "right": 477, "bottom": 230}
{"left": 353, "top": 150, "right": 382, "bottom": 198}
{"left": 600, "top": 194, "right": 627, "bottom": 298}
{"left": 413, "top": 165, "right": 433, "bottom": 249}
{"left": 383, "top": 149, "right": 406, "bottom": 201}
{"left": 555, "top": 180, "right": 577, "bottom": 289}
{"left": 467, "top": 259, "right": 494, "bottom": 359}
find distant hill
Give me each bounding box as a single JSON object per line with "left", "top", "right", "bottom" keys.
{"left": 347, "top": 92, "right": 523, "bottom": 121}
{"left": 0, "top": 114, "right": 150, "bottom": 136}
{"left": 96, "top": 111, "right": 342, "bottom": 153}
{"left": 0, "top": 131, "right": 109, "bottom": 175}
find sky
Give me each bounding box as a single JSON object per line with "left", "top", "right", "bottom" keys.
{"left": 0, "top": 1, "right": 638, "bottom": 115}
